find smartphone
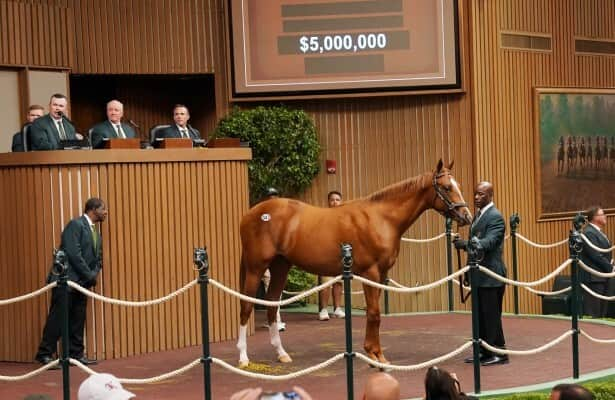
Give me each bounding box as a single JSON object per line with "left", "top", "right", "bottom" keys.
{"left": 259, "top": 391, "right": 301, "bottom": 399}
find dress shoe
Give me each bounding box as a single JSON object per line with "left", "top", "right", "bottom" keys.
{"left": 35, "top": 356, "right": 60, "bottom": 370}
{"left": 463, "top": 353, "right": 484, "bottom": 363}
{"left": 480, "top": 355, "right": 509, "bottom": 366}
{"left": 74, "top": 357, "right": 98, "bottom": 365}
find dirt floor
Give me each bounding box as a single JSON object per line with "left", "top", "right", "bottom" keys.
{"left": 2, "top": 311, "right": 615, "bottom": 399}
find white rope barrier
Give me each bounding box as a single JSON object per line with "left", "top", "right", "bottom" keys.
{"left": 354, "top": 267, "right": 469, "bottom": 293}
{"left": 581, "top": 233, "right": 615, "bottom": 253}
{"left": 581, "top": 284, "right": 615, "bottom": 301}
{"left": 0, "top": 282, "right": 57, "bottom": 306}
{"left": 355, "top": 341, "right": 473, "bottom": 371}
{"left": 401, "top": 232, "right": 446, "bottom": 243}
{"left": 515, "top": 234, "right": 568, "bottom": 249}
{"left": 477, "top": 258, "right": 572, "bottom": 287}
{"left": 71, "top": 357, "right": 202, "bottom": 384}
{"left": 580, "top": 330, "right": 615, "bottom": 344}
{"left": 0, "top": 360, "right": 61, "bottom": 381}
{"left": 480, "top": 330, "right": 574, "bottom": 355}
{"left": 523, "top": 286, "right": 571, "bottom": 296}
{"left": 578, "top": 260, "right": 615, "bottom": 279}
{"left": 212, "top": 354, "right": 345, "bottom": 381}
{"left": 209, "top": 276, "right": 343, "bottom": 307}
{"left": 451, "top": 279, "right": 471, "bottom": 291}
{"left": 67, "top": 279, "right": 198, "bottom": 307}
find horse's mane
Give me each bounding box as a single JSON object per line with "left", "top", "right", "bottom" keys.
{"left": 367, "top": 172, "right": 431, "bottom": 202}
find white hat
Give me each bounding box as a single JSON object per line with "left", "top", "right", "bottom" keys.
{"left": 78, "top": 373, "right": 135, "bottom": 400}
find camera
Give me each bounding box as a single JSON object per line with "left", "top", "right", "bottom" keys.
{"left": 259, "top": 391, "right": 301, "bottom": 400}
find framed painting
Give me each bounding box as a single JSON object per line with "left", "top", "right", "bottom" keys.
{"left": 534, "top": 88, "right": 615, "bottom": 220}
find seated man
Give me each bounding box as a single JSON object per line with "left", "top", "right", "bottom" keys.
{"left": 155, "top": 104, "right": 200, "bottom": 140}
{"left": 90, "top": 100, "right": 136, "bottom": 148}
{"left": 29, "top": 93, "right": 82, "bottom": 150}
{"left": 11, "top": 104, "right": 44, "bottom": 152}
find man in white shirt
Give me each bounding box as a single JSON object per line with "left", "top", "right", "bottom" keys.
{"left": 89, "top": 99, "right": 137, "bottom": 148}
{"left": 156, "top": 104, "right": 201, "bottom": 140}
{"left": 29, "top": 93, "right": 82, "bottom": 150}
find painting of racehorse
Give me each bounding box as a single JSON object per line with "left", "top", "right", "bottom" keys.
{"left": 535, "top": 88, "right": 615, "bottom": 219}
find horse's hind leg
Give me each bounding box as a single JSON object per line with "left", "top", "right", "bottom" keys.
{"left": 266, "top": 257, "right": 292, "bottom": 363}
{"left": 236, "top": 257, "right": 265, "bottom": 368}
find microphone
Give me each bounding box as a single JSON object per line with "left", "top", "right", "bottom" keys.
{"left": 57, "top": 110, "right": 75, "bottom": 125}
{"left": 128, "top": 119, "right": 140, "bottom": 128}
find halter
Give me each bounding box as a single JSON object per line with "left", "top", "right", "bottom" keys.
{"left": 432, "top": 172, "right": 468, "bottom": 217}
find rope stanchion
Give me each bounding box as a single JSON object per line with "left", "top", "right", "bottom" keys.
{"left": 341, "top": 243, "right": 355, "bottom": 400}
{"left": 401, "top": 232, "right": 446, "bottom": 243}
{"left": 0, "top": 361, "right": 61, "bottom": 381}
{"left": 581, "top": 233, "right": 615, "bottom": 253}
{"left": 480, "top": 331, "right": 574, "bottom": 356}
{"left": 67, "top": 279, "right": 198, "bottom": 306}
{"left": 0, "top": 282, "right": 57, "bottom": 306}
{"left": 209, "top": 276, "right": 342, "bottom": 306}
{"left": 70, "top": 358, "right": 203, "bottom": 384}
{"left": 355, "top": 341, "right": 473, "bottom": 371}
{"left": 195, "top": 247, "right": 212, "bottom": 400}
{"left": 516, "top": 234, "right": 568, "bottom": 249}
{"left": 355, "top": 267, "right": 469, "bottom": 293}
{"left": 477, "top": 259, "right": 572, "bottom": 287}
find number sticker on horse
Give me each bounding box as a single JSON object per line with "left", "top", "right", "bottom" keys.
{"left": 261, "top": 213, "right": 271, "bottom": 222}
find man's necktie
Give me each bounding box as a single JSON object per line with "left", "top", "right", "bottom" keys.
{"left": 91, "top": 225, "right": 98, "bottom": 250}
{"left": 116, "top": 124, "right": 125, "bottom": 138}
{"left": 182, "top": 128, "right": 189, "bottom": 138}
{"left": 57, "top": 121, "right": 67, "bottom": 140}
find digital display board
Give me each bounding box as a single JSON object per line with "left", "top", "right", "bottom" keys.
{"left": 229, "top": 0, "right": 460, "bottom": 97}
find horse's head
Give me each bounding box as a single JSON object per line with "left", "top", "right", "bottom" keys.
{"left": 431, "top": 159, "right": 472, "bottom": 226}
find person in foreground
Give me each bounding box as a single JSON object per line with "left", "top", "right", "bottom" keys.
{"left": 424, "top": 366, "right": 477, "bottom": 400}
{"left": 35, "top": 198, "right": 107, "bottom": 367}
{"left": 454, "top": 181, "right": 508, "bottom": 366}
{"left": 78, "top": 373, "right": 135, "bottom": 400}
{"left": 550, "top": 383, "right": 594, "bottom": 400}
{"left": 229, "top": 386, "right": 312, "bottom": 400}
{"left": 362, "top": 372, "right": 400, "bottom": 400}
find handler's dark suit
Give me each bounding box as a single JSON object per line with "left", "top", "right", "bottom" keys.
{"left": 459, "top": 204, "right": 507, "bottom": 361}
{"left": 155, "top": 124, "right": 200, "bottom": 140}
{"left": 89, "top": 120, "right": 136, "bottom": 148}
{"left": 36, "top": 216, "right": 102, "bottom": 362}
{"left": 580, "top": 223, "right": 613, "bottom": 317}
{"left": 11, "top": 131, "right": 25, "bottom": 152}
{"left": 29, "top": 114, "right": 77, "bottom": 151}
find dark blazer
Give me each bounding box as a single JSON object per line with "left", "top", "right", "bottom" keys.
{"left": 29, "top": 114, "right": 77, "bottom": 151}
{"left": 469, "top": 205, "right": 507, "bottom": 287}
{"left": 580, "top": 224, "right": 613, "bottom": 283}
{"left": 47, "top": 216, "right": 102, "bottom": 289}
{"left": 11, "top": 131, "right": 24, "bottom": 152}
{"left": 90, "top": 120, "right": 136, "bottom": 148}
{"left": 156, "top": 124, "right": 200, "bottom": 140}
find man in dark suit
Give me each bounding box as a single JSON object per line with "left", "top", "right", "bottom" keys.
{"left": 89, "top": 99, "right": 137, "bottom": 148}
{"left": 454, "top": 181, "right": 508, "bottom": 366}
{"left": 155, "top": 104, "right": 200, "bottom": 140}
{"left": 29, "top": 93, "right": 81, "bottom": 151}
{"left": 35, "top": 198, "right": 108, "bottom": 367}
{"left": 11, "top": 104, "right": 45, "bottom": 152}
{"left": 580, "top": 206, "right": 613, "bottom": 318}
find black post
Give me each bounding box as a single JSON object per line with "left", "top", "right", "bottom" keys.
{"left": 509, "top": 213, "right": 520, "bottom": 315}
{"left": 195, "top": 248, "right": 212, "bottom": 400}
{"left": 570, "top": 214, "right": 585, "bottom": 379}
{"left": 54, "top": 250, "right": 70, "bottom": 400}
{"left": 445, "top": 217, "right": 454, "bottom": 312}
{"left": 468, "top": 239, "right": 481, "bottom": 394}
{"left": 383, "top": 276, "right": 390, "bottom": 315}
{"left": 341, "top": 243, "right": 354, "bottom": 400}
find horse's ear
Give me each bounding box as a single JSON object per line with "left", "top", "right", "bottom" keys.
{"left": 436, "top": 159, "right": 443, "bottom": 173}
{"left": 447, "top": 160, "right": 454, "bottom": 170}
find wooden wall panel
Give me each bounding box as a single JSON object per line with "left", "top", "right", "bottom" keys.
{"left": 0, "top": 150, "right": 249, "bottom": 362}
{"left": 470, "top": 0, "right": 615, "bottom": 314}
{"left": 68, "top": 0, "right": 218, "bottom": 74}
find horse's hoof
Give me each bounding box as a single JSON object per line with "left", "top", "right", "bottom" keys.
{"left": 278, "top": 354, "right": 293, "bottom": 363}
{"left": 238, "top": 360, "right": 249, "bottom": 368}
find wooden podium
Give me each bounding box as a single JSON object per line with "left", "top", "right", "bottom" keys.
{"left": 207, "top": 137, "right": 241, "bottom": 148}
{"left": 102, "top": 138, "right": 141, "bottom": 149}
{"left": 156, "top": 138, "right": 193, "bottom": 148}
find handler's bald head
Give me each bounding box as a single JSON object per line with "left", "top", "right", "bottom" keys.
{"left": 362, "top": 372, "right": 400, "bottom": 400}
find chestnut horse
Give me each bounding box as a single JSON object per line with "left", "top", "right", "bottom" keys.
{"left": 236, "top": 160, "right": 472, "bottom": 367}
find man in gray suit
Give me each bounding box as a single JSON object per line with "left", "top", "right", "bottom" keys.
{"left": 89, "top": 100, "right": 136, "bottom": 148}
{"left": 580, "top": 206, "right": 613, "bottom": 318}
{"left": 455, "top": 181, "right": 508, "bottom": 366}
{"left": 155, "top": 104, "right": 200, "bottom": 140}
{"left": 35, "top": 198, "right": 107, "bottom": 367}
{"left": 29, "top": 93, "right": 81, "bottom": 151}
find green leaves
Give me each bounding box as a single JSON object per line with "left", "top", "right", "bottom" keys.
{"left": 214, "top": 106, "right": 321, "bottom": 204}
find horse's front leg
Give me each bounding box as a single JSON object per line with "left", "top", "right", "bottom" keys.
{"left": 362, "top": 281, "right": 388, "bottom": 364}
